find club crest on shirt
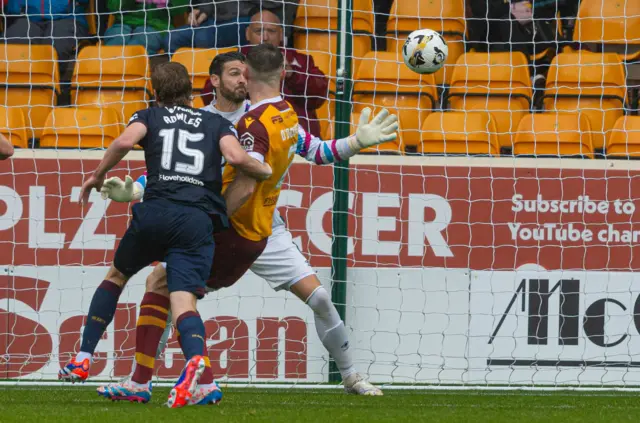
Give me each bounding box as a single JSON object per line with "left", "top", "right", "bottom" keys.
{"left": 240, "top": 132, "right": 255, "bottom": 151}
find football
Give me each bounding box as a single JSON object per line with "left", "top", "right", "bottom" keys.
{"left": 402, "top": 29, "right": 448, "bottom": 74}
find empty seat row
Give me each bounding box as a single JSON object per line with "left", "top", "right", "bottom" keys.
{"left": 318, "top": 50, "right": 626, "bottom": 154}
{"left": 0, "top": 106, "right": 121, "bottom": 149}
{"left": 0, "top": 44, "right": 151, "bottom": 139}
{"left": 3, "top": 105, "right": 638, "bottom": 159}
{"left": 360, "top": 111, "right": 594, "bottom": 158}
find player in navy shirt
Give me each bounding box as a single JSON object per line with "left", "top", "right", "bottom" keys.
{"left": 59, "top": 62, "right": 271, "bottom": 408}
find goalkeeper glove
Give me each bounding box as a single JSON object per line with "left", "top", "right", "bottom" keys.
{"left": 100, "top": 175, "right": 143, "bottom": 202}
{"left": 347, "top": 108, "right": 399, "bottom": 152}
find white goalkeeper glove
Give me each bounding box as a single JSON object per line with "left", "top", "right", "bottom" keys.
{"left": 100, "top": 175, "right": 143, "bottom": 202}
{"left": 347, "top": 107, "right": 399, "bottom": 152}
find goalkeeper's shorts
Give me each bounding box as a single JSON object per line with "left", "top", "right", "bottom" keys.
{"left": 249, "top": 224, "right": 316, "bottom": 292}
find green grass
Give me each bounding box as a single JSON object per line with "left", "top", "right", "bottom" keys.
{"left": 0, "top": 387, "right": 639, "bottom": 422}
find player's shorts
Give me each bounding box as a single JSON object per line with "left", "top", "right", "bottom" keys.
{"left": 114, "top": 199, "right": 214, "bottom": 299}
{"left": 206, "top": 224, "right": 267, "bottom": 290}
{"left": 249, "top": 225, "right": 316, "bottom": 291}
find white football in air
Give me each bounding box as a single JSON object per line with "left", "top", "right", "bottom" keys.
{"left": 402, "top": 29, "right": 448, "bottom": 74}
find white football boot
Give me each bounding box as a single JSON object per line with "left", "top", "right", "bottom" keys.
{"left": 343, "top": 373, "right": 383, "bottom": 396}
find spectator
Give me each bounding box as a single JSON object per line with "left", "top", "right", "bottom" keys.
{"left": 4, "top": 0, "right": 89, "bottom": 75}
{"left": 167, "top": 0, "right": 299, "bottom": 55}
{"left": 102, "top": 0, "right": 190, "bottom": 55}
{"left": 201, "top": 9, "right": 328, "bottom": 137}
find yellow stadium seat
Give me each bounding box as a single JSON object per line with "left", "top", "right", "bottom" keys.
{"left": 0, "top": 44, "right": 59, "bottom": 139}
{"left": 606, "top": 116, "right": 640, "bottom": 158}
{"left": 172, "top": 47, "right": 238, "bottom": 93}
{"left": 0, "top": 106, "right": 28, "bottom": 148}
{"left": 293, "top": 32, "right": 371, "bottom": 68}
{"left": 353, "top": 111, "right": 402, "bottom": 154}
{"left": 40, "top": 107, "right": 122, "bottom": 149}
{"left": 294, "top": 0, "right": 374, "bottom": 33}
{"left": 71, "top": 46, "right": 151, "bottom": 126}
{"left": 300, "top": 49, "right": 338, "bottom": 93}
{"left": 293, "top": 0, "right": 373, "bottom": 67}
{"left": 573, "top": 0, "right": 640, "bottom": 61}
{"left": 316, "top": 94, "right": 335, "bottom": 140}
{"left": 353, "top": 52, "right": 437, "bottom": 152}
{"left": 192, "top": 95, "right": 205, "bottom": 109}
{"left": 513, "top": 112, "right": 594, "bottom": 158}
{"left": 419, "top": 112, "right": 499, "bottom": 156}
{"left": 543, "top": 52, "right": 626, "bottom": 151}
{"left": 386, "top": 0, "right": 465, "bottom": 85}
{"left": 447, "top": 52, "right": 532, "bottom": 150}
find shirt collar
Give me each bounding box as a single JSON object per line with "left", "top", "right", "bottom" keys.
{"left": 249, "top": 96, "right": 283, "bottom": 111}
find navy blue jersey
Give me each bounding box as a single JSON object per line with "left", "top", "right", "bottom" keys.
{"left": 128, "top": 106, "right": 236, "bottom": 216}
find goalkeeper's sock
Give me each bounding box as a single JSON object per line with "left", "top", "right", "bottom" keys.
{"left": 306, "top": 286, "right": 357, "bottom": 379}
{"left": 175, "top": 311, "right": 205, "bottom": 361}
{"left": 131, "top": 292, "right": 170, "bottom": 384}
{"left": 79, "top": 280, "right": 123, "bottom": 356}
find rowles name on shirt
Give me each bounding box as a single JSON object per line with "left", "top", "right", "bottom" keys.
{"left": 162, "top": 106, "right": 203, "bottom": 128}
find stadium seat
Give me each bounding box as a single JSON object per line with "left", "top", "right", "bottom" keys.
{"left": 606, "top": 116, "right": 640, "bottom": 158}
{"left": 352, "top": 111, "right": 402, "bottom": 154}
{"left": 386, "top": 0, "right": 465, "bottom": 85}
{"left": 300, "top": 49, "right": 338, "bottom": 92}
{"left": 294, "top": 0, "right": 374, "bottom": 33}
{"left": 71, "top": 46, "right": 152, "bottom": 126}
{"left": 172, "top": 47, "right": 238, "bottom": 93}
{"left": 543, "top": 52, "right": 626, "bottom": 151}
{"left": 513, "top": 112, "right": 594, "bottom": 158}
{"left": 352, "top": 52, "right": 437, "bottom": 151}
{"left": 447, "top": 52, "right": 532, "bottom": 150}
{"left": 0, "top": 44, "right": 59, "bottom": 139}
{"left": 573, "top": 0, "right": 640, "bottom": 62}
{"left": 0, "top": 106, "right": 28, "bottom": 149}
{"left": 39, "top": 107, "right": 122, "bottom": 149}
{"left": 293, "top": 0, "right": 374, "bottom": 66}
{"left": 192, "top": 95, "right": 205, "bottom": 109}
{"left": 418, "top": 112, "right": 499, "bottom": 156}
{"left": 316, "top": 94, "right": 335, "bottom": 140}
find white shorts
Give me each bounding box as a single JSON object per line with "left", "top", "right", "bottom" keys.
{"left": 248, "top": 225, "right": 316, "bottom": 291}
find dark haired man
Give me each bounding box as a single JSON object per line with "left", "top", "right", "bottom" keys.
{"left": 201, "top": 9, "right": 328, "bottom": 137}
{"left": 58, "top": 62, "right": 271, "bottom": 408}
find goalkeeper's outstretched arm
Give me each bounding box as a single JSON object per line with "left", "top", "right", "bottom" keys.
{"left": 296, "top": 108, "right": 398, "bottom": 165}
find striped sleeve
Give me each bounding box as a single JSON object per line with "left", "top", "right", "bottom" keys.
{"left": 295, "top": 126, "right": 357, "bottom": 165}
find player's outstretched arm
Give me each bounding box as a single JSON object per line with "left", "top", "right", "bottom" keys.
{"left": 220, "top": 134, "right": 272, "bottom": 181}
{"left": 297, "top": 108, "right": 399, "bottom": 165}
{"left": 79, "top": 122, "right": 147, "bottom": 204}
{"left": 0, "top": 133, "right": 14, "bottom": 160}
{"left": 223, "top": 172, "right": 256, "bottom": 217}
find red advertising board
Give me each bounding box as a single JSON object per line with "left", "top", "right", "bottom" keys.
{"left": 2, "top": 158, "right": 639, "bottom": 271}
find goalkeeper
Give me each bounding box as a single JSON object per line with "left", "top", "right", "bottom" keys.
{"left": 98, "top": 48, "right": 395, "bottom": 402}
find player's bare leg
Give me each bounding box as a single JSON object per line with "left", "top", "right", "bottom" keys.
{"left": 59, "top": 265, "right": 130, "bottom": 383}
{"left": 290, "top": 275, "right": 383, "bottom": 396}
